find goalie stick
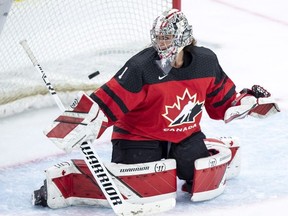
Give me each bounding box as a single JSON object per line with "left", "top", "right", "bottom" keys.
{"left": 19, "top": 40, "right": 175, "bottom": 216}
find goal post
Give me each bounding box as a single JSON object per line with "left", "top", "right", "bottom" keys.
{"left": 173, "top": 0, "right": 181, "bottom": 10}
{"left": 0, "top": 0, "right": 181, "bottom": 117}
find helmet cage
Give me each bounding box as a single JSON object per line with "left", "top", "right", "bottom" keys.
{"left": 151, "top": 9, "right": 193, "bottom": 66}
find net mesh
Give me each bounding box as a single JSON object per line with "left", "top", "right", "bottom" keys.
{"left": 0, "top": 0, "right": 175, "bottom": 117}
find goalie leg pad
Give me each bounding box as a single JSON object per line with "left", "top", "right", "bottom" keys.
{"left": 35, "top": 159, "right": 177, "bottom": 209}
{"left": 204, "top": 137, "right": 241, "bottom": 180}
{"left": 44, "top": 161, "right": 108, "bottom": 209}
{"left": 191, "top": 142, "right": 231, "bottom": 202}
{"left": 216, "top": 137, "right": 241, "bottom": 179}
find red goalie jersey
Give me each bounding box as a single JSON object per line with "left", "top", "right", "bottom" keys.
{"left": 90, "top": 45, "right": 237, "bottom": 143}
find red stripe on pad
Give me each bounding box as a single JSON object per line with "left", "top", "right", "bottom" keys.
{"left": 73, "top": 94, "right": 94, "bottom": 113}
{"left": 46, "top": 122, "right": 79, "bottom": 138}
{"left": 56, "top": 115, "right": 84, "bottom": 124}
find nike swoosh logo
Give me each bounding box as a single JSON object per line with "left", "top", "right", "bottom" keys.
{"left": 118, "top": 67, "right": 128, "bottom": 79}
{"left": 158, "top": 74, "right": 168, "bottom": 80}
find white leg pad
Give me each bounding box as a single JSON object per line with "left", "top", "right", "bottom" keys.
{"left": 44, "top": 159, "right": 177, "bottom": 210}
{"left": 191, "top": 142, "right": 231, "bottom": 202}
{"left": 204, "top": 137, "right": 241, "bottom": 180}
{"left": 45, "top": 161, "right": 109, "bottom": 209}
{"left": 217, "top": 137, "right": 241, "bottom": 179}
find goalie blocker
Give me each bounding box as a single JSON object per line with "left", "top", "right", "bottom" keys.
{"left": 32, "top": 137, "right": 240, "bottom": 208}
{"left": 44, "top": 92, "right": 109, "bottom": 153}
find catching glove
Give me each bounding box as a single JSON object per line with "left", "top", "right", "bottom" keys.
{"left": 44, "top": 92, "right": 108, "bottom": 152}
{"left": 224, "top": 85, "right": 280, "bottom": 123}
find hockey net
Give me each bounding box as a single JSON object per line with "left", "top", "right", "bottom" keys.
{"left": 0, "top": 0, "right": 180, "bottom": 117}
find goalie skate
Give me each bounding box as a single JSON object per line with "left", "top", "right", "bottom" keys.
{"left": 32, "top": 180, "right": 48, "bottom": 207}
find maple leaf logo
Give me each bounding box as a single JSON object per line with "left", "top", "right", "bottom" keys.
{"left": 162, "top": 88, "right": 204, "bottom": 127}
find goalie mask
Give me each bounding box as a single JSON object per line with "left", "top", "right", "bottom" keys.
{"left": 150, "top": 9, "right": 193, "bottom": 67}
